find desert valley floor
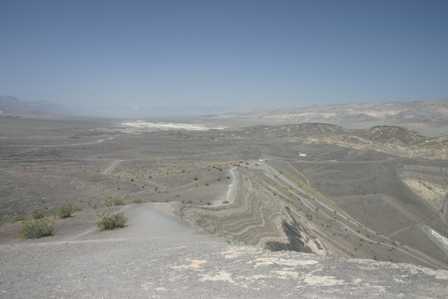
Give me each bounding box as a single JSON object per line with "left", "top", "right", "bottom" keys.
{"left": 1, "top": 116, "right": 448, "bottom": 298}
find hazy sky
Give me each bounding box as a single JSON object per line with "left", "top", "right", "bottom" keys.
{"left": 1, "top": 0, "right": 448, "bottom": 116}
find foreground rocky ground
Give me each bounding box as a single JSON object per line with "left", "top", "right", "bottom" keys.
{"left": 1, "top": 116, "right": 448, "bottom": 298}
{"left": 1, "top": 203, "right": 447, "bottom": 299}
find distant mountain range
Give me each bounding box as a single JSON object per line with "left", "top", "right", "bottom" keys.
{"left": 257, "top": 100, "right": 448, "bottom": 127}
{"left": 203, "top": 99, "right": 448, "bottom": 136}
{"left": 0, "top": 96, "right": 66, "bottom": 118}
{"left": 3, "top": 96, "right": 448, "bottom": 135}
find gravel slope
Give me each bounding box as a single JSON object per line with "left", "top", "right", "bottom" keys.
{"left": 1, "top": 203, "right": 448, "bottom": 298}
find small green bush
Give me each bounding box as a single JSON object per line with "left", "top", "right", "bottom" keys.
{"left": 105, "top": 197, "right": 126, "bottom": 207}
{"left": 58, "top": 203, "right": 74, "bottom": 218}
{"left": 32, "top": 209, "right": 45, "bottom": 219}
{"left": 132, "top": 198, "right": 144, "bottom": 204}
{"left": 97, "top": 212, "right": 127, "bottom": 230}
{"left": 21, "top": 218, "right": 54, "bottom": 239}
{"left": 15, "top": 215, "right": 26, "bottom": 222}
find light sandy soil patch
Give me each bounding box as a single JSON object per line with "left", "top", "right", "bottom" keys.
{"left": 303, "top": 274, "right": 345, "bottom": 286}
{"left": 121, "top": 120, "right": 224, "bottom": 131}
{"left": 402, "top": 178, "right": 446, "bottom": 203}
{"left": 199, "top": 271, "right": 235, "bottom": 283}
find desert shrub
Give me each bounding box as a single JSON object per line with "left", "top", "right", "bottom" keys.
{"left": 132, "top": 198, "right": 144, "bottom": 204}
{"left": 32, "top": 209, "right": 46, "bottom": 219}
{"left": 15, "top": 215, "right": 26, "bottom": 222}
{"left": 113, "top": 198, "right": 125, "bottom": 206}
{"left": 58, "top": 203, "right": 74, "bottom": 218}
{"left": 105, "top": 197, "right": 126, "bottom": 207}
{"left": 97, "top": 212, "right": 127, "bottom": 230}
{"left": 21, "top": 218, "right": 54, "bottom": 239}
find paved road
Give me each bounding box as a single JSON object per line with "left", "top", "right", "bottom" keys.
{"left": 1, "top": 203, "right": 448, "bottom": 298}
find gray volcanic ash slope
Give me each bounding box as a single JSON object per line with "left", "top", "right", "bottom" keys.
{"left": 1, "top": 117, "right": 448, "bottom": 298}
{"left": 178, "top": 123, "right": 448, "bottom": 270}
{"left": 180, "top": 158, "right": 448, "bottom": 270}
{"left": 1, "top": 203, "right": 448, "bottom": 299}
